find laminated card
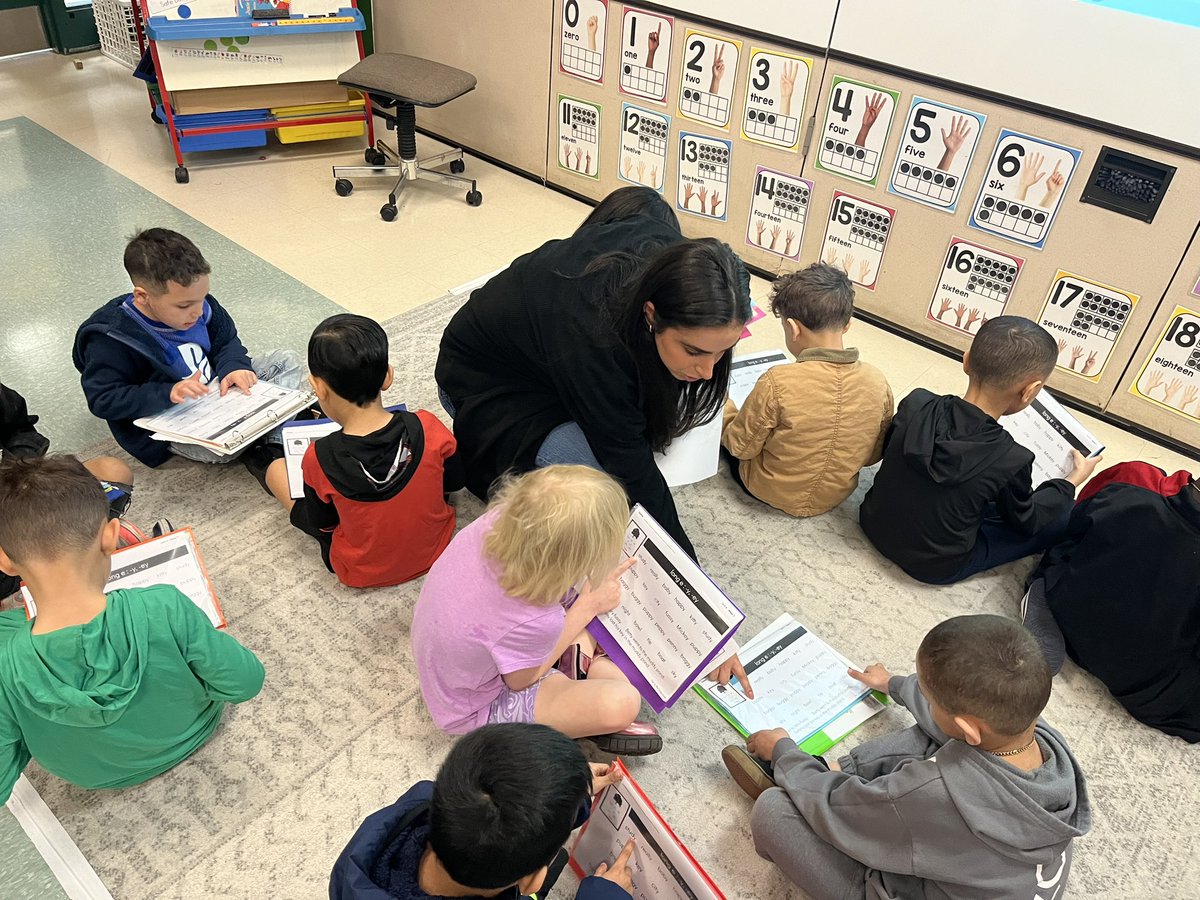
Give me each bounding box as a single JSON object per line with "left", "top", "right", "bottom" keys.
{"left": 999, "top": 389, "right": 1104, "bottom": 487}
{"left": 135, "top": 382, "right": 314, "bottom": 455}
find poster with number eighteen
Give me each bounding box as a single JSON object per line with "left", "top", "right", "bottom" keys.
{"left": 820, "top": 192, "right": 895, "bottom": 291}
{"left": 1130, "top": 307, "right": 1200, "bottom": 423}
{"left": 677, "top": 131, "right": 730, "bottom": 221}
{"left": 745, "top": 167, "right": 811, "bottom": 261}
{"left": 618, "top": 103, "right": 669, "bottom": 193}
{"left": 1038, "top": 271, "right": 1139, "bottom": 382}
{"left": 619, "top": 6, "right": 672, "bottom": 103}
{"left": 928, "top": 237, "right": 1023, "bottom": 336}
{"left": 559, "top": 0, "right": 608, "bottom": 83}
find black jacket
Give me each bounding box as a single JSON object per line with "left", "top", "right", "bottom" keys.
{"left": 435, "top": 216, "right": 696, "bottom": 556}
{"left": 0, "top": 382, "right": 48, "bottom": 459}
{"left": 859, "top": 389, "right": 1073, "bottom": 580}
{"left": 1035, "top": 479, "right": 1200, "bottom": 742}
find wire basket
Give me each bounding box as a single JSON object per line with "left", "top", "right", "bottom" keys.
{"left": 94, "top": 0, "right": 140, "bottom": 70}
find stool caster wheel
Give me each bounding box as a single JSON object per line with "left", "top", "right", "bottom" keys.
{"left": 151, "top": 109, "right": 164, "bottom": 125}
{"left": 365, "top": 147, "right": 386, "bottom": 166}
{"left": 174, "top": 166, "right": 189, "bottom": 184}
{"left": 334, "top": 178, "right": 354, "bottom": 197}
{"left": 466, "top": 190, "right": 483, "bottom": 207}
{"left": 380, "top": 203, "right": 398, "bottom": 222}
{"left": 450, "top": 159, "right": 465, "bottom": 174}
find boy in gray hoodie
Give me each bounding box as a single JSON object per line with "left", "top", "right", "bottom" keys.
{"left": 722, "top": 615, "right": 1090, "bottom": 900}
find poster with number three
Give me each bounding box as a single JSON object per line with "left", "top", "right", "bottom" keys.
{"left": 1130, "top": 306, "right": 1200, "bottom": 423}
{"left": 559, "top": 0, "right": 608, "bottom": 83}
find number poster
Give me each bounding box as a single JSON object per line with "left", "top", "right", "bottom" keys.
{"left": 559, "top": 0, "right": 608, "bottom": 83}
{"left": 1130, "top": 306, "right": 1200, "bottom": 423}
{"left": 677, "top": 131, "right": 731, "bottom": 221}
{"left": 619, "top": 6, "right": 672, "bottom": 102}
{"left": 741, "top": 48, "right": 811, "bottom": 150}
{"left": 745, "top": 166, "right": 811, "bottom": 261}
{"left": 618, "top": 103, "right": 669, "bottom": 192}
{"left": 969, "top": 129, "right": 1081, "bottom": 249}
{"left": 888, "top": 97, "right": 985, "bottom": 212}
{"left": 557, "top": 95, "right": 601, "bottom": 179}
{"left": 928, "top": 237, "right": 1024, "bottom": 336}
{"left": 677, "top": 30, "right": 741, "bottom": 128}
{"left": 1038, "top": 271, "right": 1139, "bottom": 381}
{"left": 819, "top": 191, "right": 895, "bottom": 291}
{"left": 814, "top": 76, "right": 899, "bottom": 186}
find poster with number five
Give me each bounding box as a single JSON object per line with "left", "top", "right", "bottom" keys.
{"left": 745, "top": 167, "right": 811, "bottom": 260}
{"left": 677, "top": 31, "right": 741, "bottom": 129}
{"left": 677, "top": 131, "right": 730, "bottom": 221}
{"left": 618, "top": 103, "right": 669, "bottom": 192}
{"left": 1038, "top": 271, "right": 1139, "bottom": 381}
{"left": 928, "top": 237, "right": 1023, "bottom": 336}
{"left": 969, "top": 129, "right": 1081, "bottom": 250}
{"left": 558, "top": 95, "right": 600, "bottom": 179}
{"left": 741, "top": 48, "right": 811, "bottom": 151}
{"left": 814, "top": 76, "right": 899, "bottom": 186}
{"left": 820, "top": 192, "right": 895, "bottom": 291}
{"left": 559, "top": 0, "right": 608, "bottom": 83}
{"left": 619, "top": 7, "right": 671, "bottom": 103}
{"left": 1130, "top": 307, "right": 1200, "bottom": 423}
{"left": 888, "top": 97, "right": 985, "bottom": 213}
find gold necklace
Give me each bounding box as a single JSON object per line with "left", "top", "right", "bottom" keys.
{"left": 990, "top": 737, "right": 1037, "bottom": 758}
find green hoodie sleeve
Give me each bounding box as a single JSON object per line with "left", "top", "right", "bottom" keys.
{"left": 0, "top": 706, "right": 31, "bottom": 805}
{"left": 174, "top": 596, "right": 265, "bottom": 703}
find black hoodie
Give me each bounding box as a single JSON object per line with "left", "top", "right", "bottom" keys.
{"left": 859, "top": 389, "right": 1073, "bottom": 581}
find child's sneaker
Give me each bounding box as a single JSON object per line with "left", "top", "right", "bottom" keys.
{"left": 117, "top": 520, "right": 149, "bottom": 547}
{"left": 241, "top": 443, "right": 284, "bottom": 496}
{"left": 591, "top": 722, "right": 663, "bottom": 756}
{"left": 151, "top": 518, "right": 174, "bottom": 538}
{"left": 722, "top": 745, "right": 776, "bottom": 800}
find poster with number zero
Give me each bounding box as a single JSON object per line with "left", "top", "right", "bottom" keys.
{"left": 814, "top": 76, "right": 899, "bottom": 186}
{"left": 888, "top": 97, "right": 985, "bottom": 213}
{"left": 559, "top": 0, "right": 608, "bottom": 83}
{"left": 820, "top": 192, "right": 895, "bottom": 291}
{"left": 677, "top": 30, "right": 741, "bottom": 128}
{"left": 741, "top": 48, "right": 811, "bottom": 150}
{"left": 1129, "top": 306, "right": 1200, "bottom": 423}
{"left": 619, "top": 6, "right": 672, "bottom": 102}
{"left": 677, "top": 131, "right": 730, "bottom": 221}
{"left": 969, "top": 129, "right": 1081, "bottom": 250}
{"left": 927, "top": 237, "right": 1023, "bottom": 336}
{"left": 619, "top": 104, "right": 669, "bottom": 192}
{"left": 1038, "top": 271, "right": 1138, "bottom": 382}
{"left": 745, "top": 167, "right": 811, "bottom": 260}
{"left": 557, "top": 95, "right": 601, "bottom": 179}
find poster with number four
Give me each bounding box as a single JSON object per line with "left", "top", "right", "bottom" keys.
{"left": 1130, "top": 307, "right": 1200, "bottom": 423}
{"left": 559, "top": 0, "right": 607, "bottom": 83}
{"left": 815, "top": 76, "right": 899, "bottom": 186}
{"left": 741, "top": 49, "right": 811, "bottom": 151}
{"left": 970, "top": 130, "right": 1081, "bottom": 250}
{"left": 558, "top": 96, "right": 600, "bottom": 180}
{"left": 619, "top": 7, "right": 671, "bottom": 103}
{"left": 677, "top": 31, "right": 741, "bottom": 129}
{"left": 820, "top": 192, "right": 895, "bottom": 291}
{"left": 928, "top": 237, "right": 1024, "bottom": 336}
{"left": 1038, "top": 271, "right": 1139, "bottom": 382}
{"left": 677, "top": 131, "right": 730, "bottom": 221}
{"left": 889, "top": 98, "right": 986, "bottom": 213}
{"left": 618, "top": 104, "right": 669, "bottom": 193}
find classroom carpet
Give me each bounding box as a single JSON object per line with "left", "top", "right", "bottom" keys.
{"left": 15, "top": 286, "right": 1198, "bottom": 899}
{"left": 0, "top": 116, "right": 342, "bottom": 455}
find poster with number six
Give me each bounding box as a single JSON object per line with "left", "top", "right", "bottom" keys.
{"left": 928, "top": 237, "right": 1024, "bottom": 336}
{"left": 888, "top": 97, "right": 985, "bottom": 213}
{"left": 618, "top": 103, "right": 669, "bottom": 193}
{"left": 741, "top": 48, "right": 811, "bottom": 150}
{"left": 559, "top": 0, "right": 608, "bottom": 83}
{"left": 815, "top": 76, "right": 899, "bottom": 186}
{"left": 745, "top": 167, "right": 811, "bottom": 261}
{"left": 677, "top": 31, "right": 741, "bottom": 129}
{"left": 1130, "top": 307, "right": 1200, "bottom": 423}
{"left": 820, "top": 192, "right": 895, "bottom": 291}
{"left": 677, "top": 131, "right": 730, "bottom": 221}
{"left": 1038, "top": 271, "right": 1139, "bottom": 382}
{"left": 619, "top": 7, "right": 672, "bottom": 103}
{"left": 558, "top": 95, "right": 600, "bottom": 179}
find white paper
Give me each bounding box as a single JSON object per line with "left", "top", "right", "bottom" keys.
{"left": 135, "top": 382, "right": 312, "bottom": 454}
{"left": 23, "top": 531, "right": 223, "bottom": 629}
{"left": 280, "top": 418, "right": 342, "bottom": 499}
{"left": 594, "top": 506, "right": 743, "bottom": 705}
{"left": 654, "top": 414, "right": 721, "bottom": 487}
{"left": 572, "top": 766, "right": 725, "bottom": 900}
{"left": 728, "top": 350, "right": 789, "bottom": 409}
{"left": 698, "top": 614, "right": 880, "bottom": 742}
{"left": 1000, "top": 390, "right": 1104, "bottom": 486}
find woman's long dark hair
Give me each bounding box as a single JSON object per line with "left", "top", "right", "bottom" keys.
{"left": 578, "top": 186, "right": 680, "bottom": 233}
{"left": 596, "top": 239, "right": 751, "bottom": 453}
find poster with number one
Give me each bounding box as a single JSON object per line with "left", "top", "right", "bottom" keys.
{"left": 1039, "top": 271, "right": 1139, "bottom": 382}
{"left": 928, "top": 237, "right": 1024, "bottom": 336}
{"left": 618, "top": 103, "right": 669, "bottom": 193}
{"left": 746, "top": 167, "right": 811, "bottom": 260}
{"left": 969, "top": 130, "right": 1081, "bottom": 250}
{"left": 677, "top": 131, "right": 730, "bottom": 221}
{"left": 741, "top": 49, "right": 811, "bottom": 151}
{"left": 820, "top": 192, "right": 895, "bottom": 291}
{"left": 1130, "top": 307, "right": 1200, "bottom": 423}
{"left": 888, "top": 98, "right": 985, "bottom": 213}
{"left": 619, "top": 7, "right": 671, "bottom": 103}
{"left": 559, "top": 0, "right": 607, "bottom": 83}
{"left": 557, "top": 95, "right": 600, "bottom": 180}
{"left": 677, "top": 31, "right": 741, "bottom": 129}
{"left": 814, "top": 76, "right": 899, "bottom": 186}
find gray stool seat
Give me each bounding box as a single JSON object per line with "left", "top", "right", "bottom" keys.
{"left": 338, "top": 52, "right": 477, "bottom": 107}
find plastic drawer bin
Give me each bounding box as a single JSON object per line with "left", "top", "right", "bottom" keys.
{"left": 272, "top": 97, "right": 366, "bottom": 144}
{"left": 156, "top": 106, "right": 271, "bottom": 152}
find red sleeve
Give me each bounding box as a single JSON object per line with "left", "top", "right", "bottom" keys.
{"left": 416, "top": 409, "right": 456, "bottom": 459}
{"left": 301, "top": 441, "right": 334, "bottom": 502}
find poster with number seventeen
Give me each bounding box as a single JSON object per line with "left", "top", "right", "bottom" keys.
{"left": 619, "top": 6, "right": 672, "bottom": 103}
{"left": 745, "top": 167, "right": 811, "bottom": 260}
{"left": 677, "top": 131, "right": 730, "bottom": 221}
{"left": 559, "top": 0, "right": 608, "bottom": 83}
{"left": 741, "top": 48, "right": 811, "bottom": 151}
{"left": 1038, "top": 271, "right": 1139, "bottom": 382}
{"left": 820, "top": 192, "right": 895, "bottom": 291}
{"left": 618, "top": 103, "right": 669, "bottom": 192}
{"left": 677, "top": 31, "right": 741, "bottom": 129}
{"left": 888, "top": 97, "right": 985, "bottom": 213}
{"left": 557, "top": 95, "right": 600, "bottom": 179}
{"left": 1130, "top": 306, "right": 1200, "bottom": 423}
{"left": 928, "top": 237, "right": 1023, "bottom": 336}
{"left": 814, "top": 76, "right": 899, "bottom": 186}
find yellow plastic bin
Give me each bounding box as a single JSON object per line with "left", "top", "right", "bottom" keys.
{"left": 272, "top": 96, "right": 366, "bottom": 144}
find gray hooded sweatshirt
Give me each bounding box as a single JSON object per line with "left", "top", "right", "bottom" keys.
{"left": 770, "top": 674, "right": 1091, "bottom": 899}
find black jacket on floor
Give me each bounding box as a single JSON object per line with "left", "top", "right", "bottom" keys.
{"left": 1034, "top": 479, "right": 1200, "bottom": 742}
{"left": 435, "top": 215, "right": 696, "bottom": 556}
{"left": 859, "top": 389, "right": 1073, "bottom": 580}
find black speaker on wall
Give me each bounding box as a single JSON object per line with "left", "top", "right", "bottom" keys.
{"left": 1079, "top": 147, "right": 1175, "bottom": 224}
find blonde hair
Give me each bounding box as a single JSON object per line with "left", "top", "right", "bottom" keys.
{"left": 484, "top": 466, "right": 629, "bottom": 605}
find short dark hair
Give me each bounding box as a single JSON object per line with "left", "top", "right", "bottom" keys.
{"left": 968, "top": 316, "right": 1057, "bottom": 390}
{"left": 0, "top": 456, "right": 107, "bottom": 564}
{"left": 770, "top": 263, "right": 854, "bottom": 332}
{"left": 580, "top": 186, "right": 680, "bottom": 232}
{"left": 307, "top": 314, "right": 389, "bottom": 407}
{"left": 123, "top": 228, "right": 211, "bottom": 295}
{"left": 917, "top": 614, "right": 1051, "bottom": 736}
{"left": 430, "top": 724, "right": 591, "bottom": 890}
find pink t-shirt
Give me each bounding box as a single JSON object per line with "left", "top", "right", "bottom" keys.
{"left": 411, "top": 509, "right": 565, "bottom": 733}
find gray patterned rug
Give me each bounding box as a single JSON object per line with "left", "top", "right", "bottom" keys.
{"left": 22, "top": 291, "right": 1198, "bottom": 899}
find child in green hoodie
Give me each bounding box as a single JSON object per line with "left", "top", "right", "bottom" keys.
{"left": 0, "top": 455, "right": 264, "bottom": 802}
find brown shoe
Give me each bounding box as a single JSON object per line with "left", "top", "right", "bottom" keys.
{"left": 722, "top": 745, "right": 776, "bottom": 801}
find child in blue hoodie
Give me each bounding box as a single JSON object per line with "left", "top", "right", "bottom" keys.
{"left": 329, "top": 724, "right": 634, "bottom": 900}
{"left": 73, "top": 228, "right": 301, "bottom": 467}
